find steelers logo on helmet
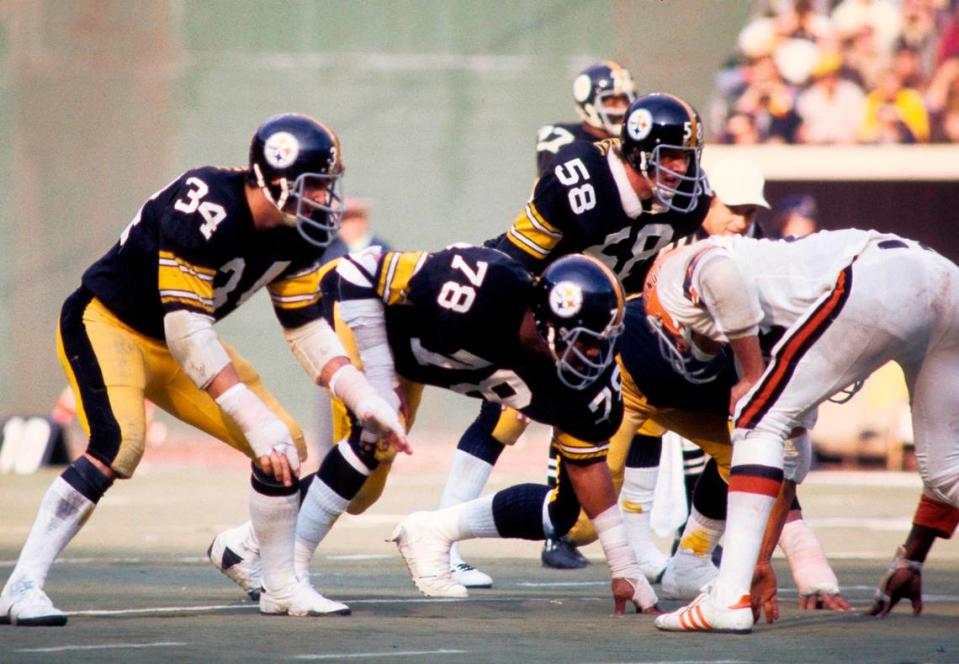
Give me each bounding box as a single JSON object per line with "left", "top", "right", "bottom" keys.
{"left": 573, "top": 74, "right": 593, "bottom": 103}
{"left": 549, "top": 281, "right": 584, "bottom": 319}
{"left": 627, "top": 107, "right": 653, "bottom": 141}
{"left": 264, "top": 131, "right": 300, "bottom": 169}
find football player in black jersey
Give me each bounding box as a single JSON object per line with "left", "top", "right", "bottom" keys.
{"left": 0, "top": 114, "right": 406, "bottom": 627}
{"left": 207, "top": 246, "right": 659, "bottom": 613}
{"left": 442, "top": 92, "right": 715, "bottom": 578}
{"left": 535, "top": 60, "right": 637, "bottom": 176}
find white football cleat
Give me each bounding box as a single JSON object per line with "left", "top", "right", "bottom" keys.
{"left": 450, "top": 562, "right": 493, "bottom": 589}
{"left": 0, "top": 579, "right": 67, "bottom": 627}
{"left": 259, "top": 579, "right": 350, "bottom": 617}
{"left": 392, "top": 511, "right": 468, "bottom": 598}
{"left": 207, "top": 524, "right": 262, "bottom": 601}
{"left": 660, "top": 550, "right": 719, "bottom": 600}
{"left": 655, "top": 587, "right": 754, "bottom": 633}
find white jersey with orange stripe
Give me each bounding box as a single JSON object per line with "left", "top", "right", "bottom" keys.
{"left": 655, "top": 229, "right": 907, "bottom": 343}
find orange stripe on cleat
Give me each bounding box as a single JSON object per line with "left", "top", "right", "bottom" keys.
{"left": 695, "top": 605, "right": 711, "bottom": 630}
{"left": 730, "top": 594, "right": 752, "bottom": 610}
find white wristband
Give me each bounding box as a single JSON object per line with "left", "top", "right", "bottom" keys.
{"left": 215, "top": 383, "right": 296, "bottom": 468}
{"left": 593, "top": 505, "right": 635, "bottom": 578}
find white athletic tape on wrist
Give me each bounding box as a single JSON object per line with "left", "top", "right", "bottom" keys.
{"left": 329, "top": 365, "right": 404, "bottom": 436}
{"left": 164, "top": 310, "right": 230, "bottom": 389}
{"left": 215, "top": 383, "right": 297, "bottom": 468}
{"left": 780, "top": 519, "right": 838, "bottom": 594}
{"left": 284, "top": 318, "right": 346, "bottom": 383}
{"left": 593, "top": 505, "right": 635, "bottom": 577}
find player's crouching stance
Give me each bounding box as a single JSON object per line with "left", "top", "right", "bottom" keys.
{"left": 645, "top": 229, "right": 959, "bottom": 633}
{"left": 0, "top": 113, "right": 404, "bottom": 626}
{"left": 210, "top": 246, "right": 658, "bottom": 614}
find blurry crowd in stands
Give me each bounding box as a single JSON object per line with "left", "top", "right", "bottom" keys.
{"left": 712, "top": 0, "right": 959, "bottom": 144}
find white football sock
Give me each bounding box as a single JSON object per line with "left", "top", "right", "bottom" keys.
{"left": 439, "top": 450, "right": 494, "bottom": 509}
{"left": 713, "top": 432, "right": 783, "bottom": 606}
{"left": 294, "top": 479, "right": 349, "bottom": 579}
{"left": 440, "top": 451, "right": 495, "bottom": 567}
{"left": 433, "top": 495, "right": 499, "bottom": 542}
{"left": 250, "top": 486, "right": 298, "bottom": 595}
{"left": 621, "top": 466, "right": 666, "bottom": 572}
{"left": 675, "top": 507, "right": 725, "bottom": 557}
{"left": 4, "top": 477, "right": 94, "bottom": 590}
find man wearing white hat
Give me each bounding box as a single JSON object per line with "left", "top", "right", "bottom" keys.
{"left": 701, "top": 157, "right": 771, "bottom": 238}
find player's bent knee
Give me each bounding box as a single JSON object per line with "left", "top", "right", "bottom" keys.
{"left": 62, "top": 455, "right": 115, "bottom": 503}
{"left": 346, "top": 460, "right": 392, "bottom": 514}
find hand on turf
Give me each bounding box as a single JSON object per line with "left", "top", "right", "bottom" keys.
{"left": 799, "top": 590, "right": 852, "bottom": 611}
{"left": 750, "top": 560, "right": 780, "bottom": 624}
{"left": 612, "top": 577, "right": 660, "bottom": 615}
{"left": 868, "top": 546, "right": 922, "bottom": 617}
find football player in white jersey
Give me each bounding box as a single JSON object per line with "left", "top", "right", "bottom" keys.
{"left": 645, "top": 229, "right": 959, "bottom": 632}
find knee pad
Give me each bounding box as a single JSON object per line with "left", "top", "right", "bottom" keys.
{"left": 250, "top": 462, "right": 300, "bottom": 497}
{"left": 61, "top": 456, "right": 114, "bottom": 503}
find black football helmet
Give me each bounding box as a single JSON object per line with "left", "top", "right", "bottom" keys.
{"left": 621, "top": 93, "right": 706, "bottom": 214}
{"left": 572, "top": 61, "right": 637, "bottom": 137}
{"left": 248, "top": 113, "right": 344, "bottom": 247}
{"left": 532, "top": 255, "right": 625, "bottom": 390}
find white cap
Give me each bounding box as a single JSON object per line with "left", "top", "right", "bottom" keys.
{"left": 707, "top": 157, "right": 770, "bottom": 209}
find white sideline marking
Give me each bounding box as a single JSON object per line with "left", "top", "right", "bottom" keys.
{"left": 293, "top": 649, "right": 469, "bottom": 660}
{"left": 68, "top": 603, "right": 253, "bottom": 617}
{"left": 805, "top": 517, "right": 913, "bottom": 531}
{"left": 16, "top": 641, "right": 186, "bottom": 653}
{"left": 516, "top": 581, "right": 605, "bottom": 588}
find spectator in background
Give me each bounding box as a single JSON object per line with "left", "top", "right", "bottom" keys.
{"left": 840, "top": 23, "right": 892, "bottom": 90}
{"left": 892, "top": 39, "right": 928, "bottom": 90}
{"left": 796, "top": 50, "right": 867, "bottom": 143}
{"left": 936, "top": 2, "right": 959, "bottom": 66}
{"left": 861, "top": 68, "right": 931, "bottom": 142}
{"left": 732, "top": 54, "right": 803, "bottom": 142}
{"left": 899, "top": 0, "right": 940, "bottom": 78}
{"left": 769, "top": 194, "right": 819, "bottom": 238}
{"left": 927, "top": 57, "right": 959, "bottom": 142}
{"left": 721, "top": 110, "right": 764, "bottom": 144}
{"left": 319, "top": 197, "right": 390, "bottom": 264}
{"left": 832, "top": 0, "right": 903, "bottom": 57}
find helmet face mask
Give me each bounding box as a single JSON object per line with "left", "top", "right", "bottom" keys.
{"left": 285, "top": 171, "right": 345, "bottom": 247}
{"left": 532, "top": 255, "right": 626, "bottom": 390}
{"left": 573, "top": 61, "right": 637, "bottom": 137}
{"left": 622, "top": 93, "right": 707, "bottom": 214}
{"left": 548, "top": 317, "right": 624, "bottom": 390}
{"left": 643, "top": 256, "right": 723, "bottom": 384}
{"left": 249, "top": 113, "right": 345, "bottom": 248}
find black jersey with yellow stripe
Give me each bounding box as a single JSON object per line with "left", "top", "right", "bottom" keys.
{"left": 334, "top": 245, "right": 623, "bottom": 450}
{"left": 491, "top": 139, "right": 709, "bottom": 294}
{"left": 535, "top": 121, "right": 599, "bottom": 176}
{"left": 618, "top": 297, "right": 736, "bottom": 414}
{"left": 81, "top": 166, "right": 328, "bottom": 340}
